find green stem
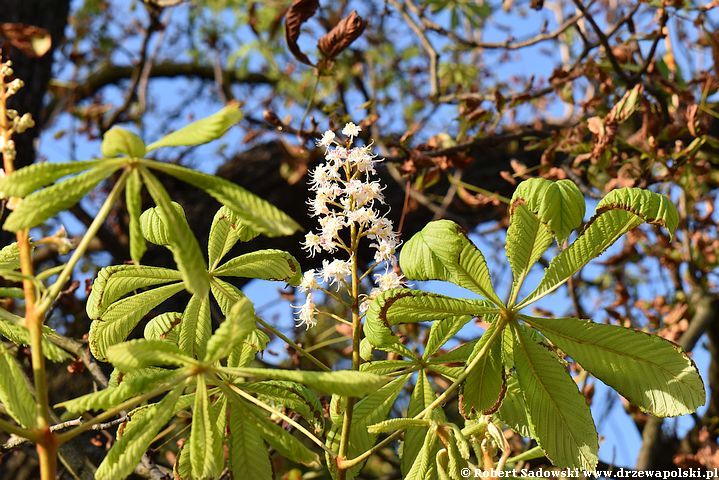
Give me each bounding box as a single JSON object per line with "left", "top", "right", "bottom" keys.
{"left": 336, "top": 223, "right": 362, "bottom": 478}
{"left": 304, "top": 335, "right": 350, "bottom": 353}
{"left": 0, "top": 417, "right": 38, "bottom": 440}
{"left": 38, "top": 169, "right": 130, "bottom": 314}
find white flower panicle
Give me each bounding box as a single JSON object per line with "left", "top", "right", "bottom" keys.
{"left": 296, "top": 123, "right": 403, "bottom": 329}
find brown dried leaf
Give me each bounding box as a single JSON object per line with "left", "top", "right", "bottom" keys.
{"left": 318, "top": 10, "right": 367, "bottom": 60}
{"left": 0, "top": 23, "right": 52, "bottom": 58}
{"left": 284, "top": 0, "right": 319, "bottom": 66}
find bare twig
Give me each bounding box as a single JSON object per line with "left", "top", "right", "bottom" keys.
{"left": 1, "top": 416, "right": 128, "bottom": 453}
{"left": 406, "top": 0, "right": 586, "bottom": 51}
{"left": 102, "top": 8, "right": 163, "bottom": 131}
{"left": 388, "top": 0, "right": 440, "bottom": 98}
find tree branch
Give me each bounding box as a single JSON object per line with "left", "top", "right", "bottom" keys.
{"left": 636, "top": 294, "right": 719, "bottom": 469}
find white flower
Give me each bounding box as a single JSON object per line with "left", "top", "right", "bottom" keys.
{"left": 317, "top": 130, "right": 336, "bottom": 147}
{"left": 320, "top": 259, "right": 352, "bottom": 286}
{"left": 372, "top": 239, "right": 397, "bottom": 263}
{"left": 325, "top": 146, "right": 348, "bottom": 163}
{"left": 295, "top": 293, "right": 318, "bottom": 330}
{"left": 368, "top": 217, "right": 396, "bottom": 241}
{"left": 374, "top": 271, "right": 404, "bottom": 291}
{"left": 347, "top": 207, "right": 377, "bottom": 226}
{"left": 299, "top": 270, "right": 319, "bottom": 293}
{"left": 309, "top": 196, "right": 330, "bottom": 217}
{"left": 348, "top": 146, "right": 376, "bottom": 173}
{"left": 344, "top": 179, "right": 384, "bottom": 206}
{"left": 310, "top": 163, "right": 341, "bottom": 189}
{"left": 302, "top": 232, "right": 323, "bottom": 257}
{"left": 319, "top": 215, "right": 345, "bottom": 246}
{"left": 342, "top": 122, "right": 362, "bottom": 137}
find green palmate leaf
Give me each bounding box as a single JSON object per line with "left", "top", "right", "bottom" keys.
{"left": 225, "top": 367, "right": 388, "bottom": 396}
{"left": 144, "top": 159, "right": 301, "bottom": 236}
{"left": 144, "top": 312, "right": 182, "bottom": 343}
{"left": 139, "top": 171, "right": 209, "bottom": 296}
{"left": 446, "top": 427, "right": 471, "bottom": 475}
{"left": 399, "top": 220, "right": 502, "bottom": 304}
{"left": 524, "top": 316, "right": 705, "bottom": 416}
{"left": 0, "top": 243, "right": 19, "bottom": 270}
{"left": 210, "top": 277, "right": 245, "bottom": 316}
{"left": 0, "top": 287, "right": 22, "bottom": 298}
{"left": 228, "top": 329, "right": 270, "bottom": 368}
{"left": 427, "top": 364, "right": 464, "bottom": 381}
{"left": 190, "top": 375, "right": 220, "bottom": 480}
{"left": 249, "top": 407, "right": 320, "bottom": 466}
{"left": 211, "top": 397, "right": 227, "bottom": 473}
{"left": 405, "top": 426, "right": 438, "bottom": 480}
{"left": 89, "top": 282, "right": 185, "bottom": 361}
{"left": 365, "top": 288, "right": 497, "bottom": 347}
{"left": 0, "top": 308, "right": 71, "bottom": 362}
{"left": 101, "top": 128, "right": 146, "bottom": 158}
{"left": 326, "top": 375, "right": 410, "bottom": 480}
{"left": 204, "top": 297, "right": 256, "bottom": 362}
{"left": 505, "top": 202, "right": 553, "bottom": 295}
{"left": 402, "top": 371, "right": 444, "bottom": 475}
{"left": 208, "top": 206, "right": 259, "bottom": 268}
{"left": 95, "top": 386, "right": 182, "bottom": 480}
{"left": 178, "top": 294, "right": 211, "bottom": 359}
{"left": 56, "top": 369, "right": 178, "bottom": 413}
{"left": 507, "top": 445, "right": 547, "bottom": 465}
{"left": 461, "top": 323, "right": 505, "bottom": 417}
{"left": 430, "top": 340, "right": 477, "bottom": 364}
{"left": 86, "top": 265, "right": 182, "bottom": 319}
{"left": 512, "top": 323, "right": 598, "bottom": 470}
{"left": 497, "top": 373, "right": 532, "bottom": 438}
{"left": 146, "top": 102, "right": 243, "bottom": 151}
{"left": 242, "top": 380, "right": 324, "bottom": 430}
{"left": 214, "top": 249, "right": 302, "bottom": 286}
{"left": 126, "top": 169, "right": 146, "bottom": 263}
{"left": 229, "top": 402, "right": 273, "bottom": 480}
{"left": 106, "top": 339, "right": 190, "bottom": 370}
{"left": 0, "top": 344, "right": 35, "bottom": 427}
{"left": 436, "top": 450, "right": 451, "bottom": 480}
{"left": 520, "top": 188, "right": 678, "bottom": 308}
{"left": 367, "top": 418, "right": 431, "bottom": 433}
{"left": 3, "top": 164, "right": 120, "bottom": 231}
{"left": 424, "top": 316, "right": 472, "bottom": 359}
{"left": 0, "top": 160, "right": 102, "bottom": 198}
{"left": 175, "top": 441, "right": 192, "bottom": 480}
{"left": 360, "top": 359, "right": 413, "bottom": 375}
{"left": 511, "top": 178, "right": 585, "bottom": 242}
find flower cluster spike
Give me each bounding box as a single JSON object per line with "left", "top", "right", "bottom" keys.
{"left": 295, "top": 123, "right": 404, "bottom": 329}
{"left": 0, "top": 59, "right": 34, "bottom": 210}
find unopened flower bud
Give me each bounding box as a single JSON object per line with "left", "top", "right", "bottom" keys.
{"left": 0, "top": 62, "right": 13, "bottom": 78}
{"left": 15, "top": 113, "right": 34, "bottom": 133}
{"left": 6, "top": 79, "right": 23, "bottom": 95}
{"left": 4, "top": 139, "right": 16, "bottom": 162}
